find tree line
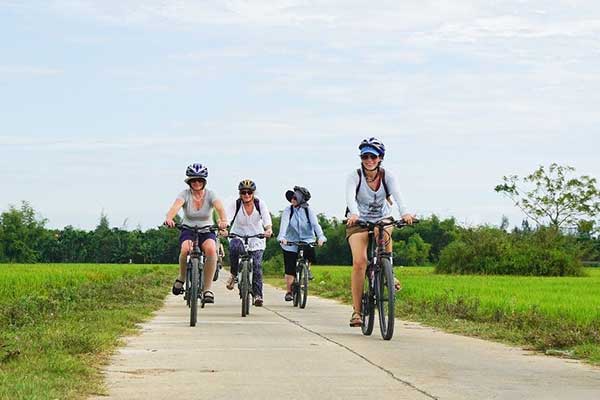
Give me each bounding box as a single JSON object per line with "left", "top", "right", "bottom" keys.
{"left": 0, "top": 201, "right": 460, "bottom": 265}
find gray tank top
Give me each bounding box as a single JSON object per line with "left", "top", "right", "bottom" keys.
{"left": 177, "top": 189, "right": 217, "bottom": 227}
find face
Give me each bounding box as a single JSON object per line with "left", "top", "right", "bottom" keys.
{"left": 239, "top": 190, "right": 254, "bottom": 201}
{"left": 290, "top": 196, "right": 298, "bottom": 206}
{"left": 360, "top": 153, "right": 380, "bottom": 169}
{"left": 189, "top": 179, "right": 206, "bottom": 190}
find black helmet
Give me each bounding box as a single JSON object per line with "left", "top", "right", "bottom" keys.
{"left": 238, "top": 179, "right": 256, "bottom": 192}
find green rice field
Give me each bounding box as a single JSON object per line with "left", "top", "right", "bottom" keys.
{"left": 274, "top": 266, "right": 600, "bottom": 364}
{"left": 0, "top": 263, "right": 175, "bottom": 400}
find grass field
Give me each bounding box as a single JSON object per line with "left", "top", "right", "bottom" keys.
{"left": 267, "top": 266, "right": 600, "bottom": 365}
{"left": 0, "top": 263, "right": 176, "bottom": 400}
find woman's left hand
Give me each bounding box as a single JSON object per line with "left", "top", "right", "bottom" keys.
{"left": 401, "top": 214, "right": 415, "bottom": 224}
{"left": 317, "top": 240, "right": 325, "bottom": 247}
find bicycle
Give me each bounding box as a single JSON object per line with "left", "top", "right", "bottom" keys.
{"left": 227, "top": 233, "right": 266, "bottom": 317}
{"left": 213, "top": 239, "right": 224, "bottom": 282}
{"left": 285, "top": 241, "right": 316, "bottom": 309}
{"left": 176, "top": 223, "right": 219, "bottom": 327}
{"left": 347, "top": 217, "right": 418, "bottom": 340}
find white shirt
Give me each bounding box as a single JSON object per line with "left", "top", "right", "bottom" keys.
{"left": 226, "top": 198, "right": 272, "bottom": 251}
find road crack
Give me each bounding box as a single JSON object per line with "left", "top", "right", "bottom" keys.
{"left": 264, "top": 306, "right": 440, "bottom": 400}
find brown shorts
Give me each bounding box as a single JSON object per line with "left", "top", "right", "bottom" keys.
{"left": 345, "top": 224, "right": 369, "bottom": 240}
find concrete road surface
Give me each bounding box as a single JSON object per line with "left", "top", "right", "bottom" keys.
{"left": 91, "top": 278, "right": 600, "bottom": 400}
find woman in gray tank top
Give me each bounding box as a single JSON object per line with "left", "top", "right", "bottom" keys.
{"left": 164, "top": 163, "right": 228, "bottom": 303}
{"left": 345, "top": 138, "right": 415, "bottom": 327}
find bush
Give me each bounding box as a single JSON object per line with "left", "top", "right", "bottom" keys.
{"left": 263, "top": 254, "right": 284, "bottom": 276}
{"left": 393, "top": 233, "right": 431, "bottom": 265}
{"left": 436, "top": 226, "right": 584, "bottom": 276}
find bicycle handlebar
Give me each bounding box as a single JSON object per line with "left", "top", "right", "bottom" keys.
{"left": 175, "top": 223, "right": 221, "bottom": 233}
{"left": 284, "top": 241, "right": 317, "bottom": 247}
{"left": 342, "top": 217, "right": 420, "bottom": 228}
{"left": 227, "top": 233, "right": 267, "bottom": 240}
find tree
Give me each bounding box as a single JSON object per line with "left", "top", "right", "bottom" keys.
{"left": 495, "top": 163, "right": 600, "bottom": 229}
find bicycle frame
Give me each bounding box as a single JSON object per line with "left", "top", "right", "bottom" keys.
{"left": 228, "top": 233, "right": 265, "bottom": 316}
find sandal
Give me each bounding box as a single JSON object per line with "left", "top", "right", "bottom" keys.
{"left": 284, "top": 292, "right": 293, "bottom": 302}
{"left": 349, "top": 311, "right": 362, "bottom": 327}
{"left": 172, "top": 279, "right": 185, "bottom": 295}
{"left": 203, "top": 290, "right": 214, "bottom": 303}
{"left": 394, "top": 277, "right": 402, "bottom": 291}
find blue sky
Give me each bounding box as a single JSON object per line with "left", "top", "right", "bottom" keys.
{"left": 1, "top": 1, "right": 599, "bottom": 230}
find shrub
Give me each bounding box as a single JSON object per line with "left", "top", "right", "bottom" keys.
{"left": 436, "top": 226, "right": 584, "bottom": 276}
{"left": 262, "top": 254, "right": 284, "bottom": 276}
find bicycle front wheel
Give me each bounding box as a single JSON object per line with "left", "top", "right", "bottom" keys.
{"left": 361, "top": 267, "right": 375, "bottom": 336}
{"left": 213, "top": 259, "right": 221, "bottom": 281}
{"left": 376, "top": 258, "right": 395, "bottom": 340}
{"left": 299, "top": 263, "right": 308, "bottom": 309}
{"left": 190, "top": 258, "right": 199, "bottom": 327}
{"left": 240, "top": 261, "right": 251, "bottom": 317}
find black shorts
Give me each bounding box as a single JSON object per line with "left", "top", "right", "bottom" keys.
{"left": 283, "top": 246, "right": 316, "bottom": 276}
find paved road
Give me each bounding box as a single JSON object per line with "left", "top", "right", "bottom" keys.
{"left": 92, "top": 278, "right": 600, "bottom": 400}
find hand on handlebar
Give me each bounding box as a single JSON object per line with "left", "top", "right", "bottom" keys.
{"left": 164, "top": 218, "right": 175, "bottom": 228}
{"left": 401, "top": 214, "right": 416, "bottom": 224}
{"left": 317, "top": 239, "right": 325, "bottom": 247}
{"left": 280, "top": 239, "right": 288, "bottom": 245}
{"left": 264, "top": 228, "right": 273, "bottom": 238}
{"left": 346, "top": 214, "right": 359, "bottom": 226}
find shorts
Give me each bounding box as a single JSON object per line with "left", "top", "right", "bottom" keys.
{"left": 179, "top": 229, "right": 216, "bottom": 247}
{"left": 345, "top": 224, "right": 369, "bottom": 240}
{"left": 283, "top": 246, "right": 316, "bottom": 276}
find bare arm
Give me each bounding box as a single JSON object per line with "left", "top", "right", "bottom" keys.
{"left": 164, "top": 199, "right": 184, "bottom": 227}
{"left": 212, "top": 199, "right": 228, "bottom": 229}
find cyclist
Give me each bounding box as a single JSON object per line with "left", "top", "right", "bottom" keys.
{"left": 164, "top": 163, "right": 228, "bottom": 304}
{"left": 225, "top": 179, "right": 273, "bottom": 307}
{"left": 278, "top": 186, "right": 326, "bottom": 301}
{"left": 345, "top": 138, "right": 415, "bottom": 327}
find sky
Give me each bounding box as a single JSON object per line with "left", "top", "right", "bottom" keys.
{"left": 1, "top": 0, "right": 599, "bottom": 231}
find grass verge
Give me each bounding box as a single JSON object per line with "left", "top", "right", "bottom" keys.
{"left": 266, "top": 266, "right": 600, "bottom": 365}
{"left": 0, "top": 264, "right": 175, "bottom": 400}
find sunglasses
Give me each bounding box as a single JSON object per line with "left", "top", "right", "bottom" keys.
{"left": 360, "top": 154, "right": 379, "bottom": 160}
{"left": 189, "top": 178, "right": 205, "bottom": 184}
{"left": 239, "top": 190, "right": 254, "bottom": 195}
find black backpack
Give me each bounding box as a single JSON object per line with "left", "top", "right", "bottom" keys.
{"left": 345, "top": 168, "right": 392, "bottom": 216}
{"left": 231, "top": 198, "right": 262, "bottom": 226}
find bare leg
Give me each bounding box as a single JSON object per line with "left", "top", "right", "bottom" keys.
{"left": 348, "top": 231, "right": 369, "bottom": 313}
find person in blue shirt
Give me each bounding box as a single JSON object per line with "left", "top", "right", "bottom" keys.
{"left": 278, "top": 186, "right": 326, "bottom": 301}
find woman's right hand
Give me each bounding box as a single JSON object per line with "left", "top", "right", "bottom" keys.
{"left": 346, "top": 214, "right": 359, "bottom": 226}
{"left": 280, "top": 239, "right": 288, "bottom": 245}
{"left": 164, "top": 218, "right": 175, "bottom": 228}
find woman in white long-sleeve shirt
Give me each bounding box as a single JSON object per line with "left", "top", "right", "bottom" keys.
{"left": 345, "top": 137, "right": 415, "bottom": 327}
{"left": 225, "top": 179, "right": 273, "bottom": 307}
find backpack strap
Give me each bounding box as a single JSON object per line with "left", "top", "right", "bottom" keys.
{"left": 379, "top": 168, "right": 393, "bottom": 205}
{"left": 289, "top": 206, "right": 313, "bottom": 228}
{"left": 231, "top": 197, "right": 262, "bottom": 227}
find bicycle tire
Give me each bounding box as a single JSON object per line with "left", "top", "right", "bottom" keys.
{"left": 299, "top": 262, "right": 308, "bottom": 309}
{"left": 241, "top": 260, "right": 250, "bottom": 317}
{"left": 185, "top": 261, "right": 192, "bottom": 307}
{"left": 377, "top": 258, "right": 395, "bottom": 340}
{"left": 190, "top": 257, "right": 199, "bottom": 327}
{"left": 361, "top": 266, "right": 375, "bottom": 336}
{"left": 292, "top": 265, "right": 300, "bottom": 307}
{"left": 213, "top": 260, "right": 221, "bottom": 281}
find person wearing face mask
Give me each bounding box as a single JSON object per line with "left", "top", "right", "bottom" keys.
{"left": 278, "top": 186, "right": 326, "bottom": 302}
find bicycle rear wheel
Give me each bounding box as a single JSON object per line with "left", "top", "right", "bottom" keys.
{"left": 292, "top": 267, "right": 300, "bottom": 307}
{"left": 241, "top": 261, "right": 251, "bottom": 317}
{"left": 376, "top": 258, "right": 395, "bottom": 340}
{"left": 361, "top": 266, "right": 375, "bottom": 336}
{"left": 190, "top": 258, "right": 199, "bottom": 327}
{"left": 299, "top": 262, "right": 308, "bottom": 309}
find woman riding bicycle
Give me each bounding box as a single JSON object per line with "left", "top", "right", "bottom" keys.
{"left": 345, "top": 138, "right": 414, "bottom": 327}
{"left": 225, "top": 179, "right": 273, "bottom": 307}
{"left": 164, "top": 163, "right": 228, "bottom": 304}
{"left": 278, "top": 186, "right": 326, "bottom": 302}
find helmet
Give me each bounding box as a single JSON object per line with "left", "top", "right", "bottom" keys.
{"left": 359, "top": 137, "right": 385, "bottom": 158}
{"left": 238, "top": 179, "right": 256, "bottom": 192}
{"left": 184, "top": 163, "right": 208, "bottom": 183}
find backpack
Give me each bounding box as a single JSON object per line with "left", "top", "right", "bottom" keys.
{"left": 345, "top": 168, "right": 393, "bottom": 216}
{"left": 231, "top": 198, "right": 262, "bottom": 226}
